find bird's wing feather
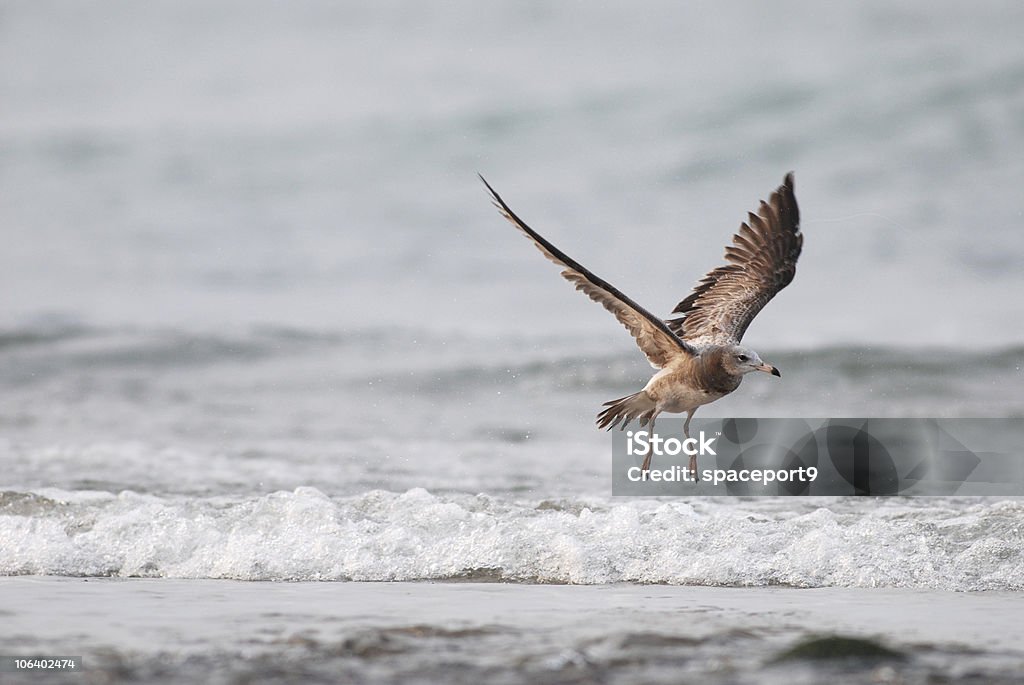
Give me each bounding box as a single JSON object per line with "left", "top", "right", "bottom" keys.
{"left": 481, "top": 175, "right": 694, "bottom": 368}
{"left": 666, "top": 173, "right": 802, "bottom": 345}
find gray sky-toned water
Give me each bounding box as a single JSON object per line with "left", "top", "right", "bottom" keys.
{"left": 2, "top": 7, "right": 1024, "bottom": 682}
{"left": 2, "top": 0, "right": 1023, "bottom": 350}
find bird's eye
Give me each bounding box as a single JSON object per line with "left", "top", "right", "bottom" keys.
{"left": 737, "top": 354, "right": 748, "bottom": 362}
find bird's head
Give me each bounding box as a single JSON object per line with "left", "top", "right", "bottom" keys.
{"left": 722, "top": 345, "right": 780, "bottom": 377}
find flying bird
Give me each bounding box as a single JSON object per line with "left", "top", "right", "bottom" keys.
{"left": 481, "top": 173, "right": 802, "bottom": 477}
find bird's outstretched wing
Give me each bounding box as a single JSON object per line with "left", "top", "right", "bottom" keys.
{"left": 481, "top": 175, "right": 694, "bottom": 368}
{"left": 666, "top": 173, "right": 801, "bottom": 346}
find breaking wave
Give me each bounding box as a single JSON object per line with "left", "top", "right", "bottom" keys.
{"left": 2, "top": 487, "right": 1021, "bottom": 589}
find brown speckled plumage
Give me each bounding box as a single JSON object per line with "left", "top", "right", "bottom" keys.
{"left": 482, "top": 173, "right": 801, "bottom": 475}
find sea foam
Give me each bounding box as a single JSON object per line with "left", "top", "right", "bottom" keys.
{"left": 2, "top": 488, "right": 1021, "bottom": 589}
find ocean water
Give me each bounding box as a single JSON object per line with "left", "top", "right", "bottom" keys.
{"left": 3, "top": 580, "right": 1024, "bottom": 685}
{"left": 2, "top": 0, "right": 1023, "bottom": 682}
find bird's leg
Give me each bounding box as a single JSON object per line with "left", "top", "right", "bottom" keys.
{"left": 640, "top": 412, "right": 659, "bottom": 473}
{"left": 685, "top": 410, "right": 699, "bottom": 481}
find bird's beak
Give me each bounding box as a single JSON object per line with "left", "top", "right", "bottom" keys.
{"left": 758, "top": 364, "right": 781, "bottom": 377}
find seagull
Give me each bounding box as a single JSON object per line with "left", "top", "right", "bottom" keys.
{"left": 481, "top": 172, "right": 802, "bottom": 477}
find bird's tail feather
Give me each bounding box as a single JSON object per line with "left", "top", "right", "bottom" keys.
{"left": 596, "top": 391, "right": 657, "bottom": 431}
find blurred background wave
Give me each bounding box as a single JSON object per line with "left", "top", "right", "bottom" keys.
{"left": 0, "top": 1, "right": 1022, "bottom": 582}
{"left": 2, "top": 0, "right": 1023, "bottom": 347}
